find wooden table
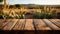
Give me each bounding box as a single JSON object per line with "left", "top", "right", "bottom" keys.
{"left": 0, "top": 19, "right": 60, "bottom": 30}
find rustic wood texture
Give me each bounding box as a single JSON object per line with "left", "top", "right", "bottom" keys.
{"left": 13, "top": 19, "right": 26, "bottom": 30}
{"left": 33, "top": 19, "right": 51, "bottom": 30}
{"left": 0, "top": 19, "right": 60, "bottom": 30}
{"left": 43, "top": 19, "right": 60, "bottom": 30}
{"left": 24, "top": 19, "right": 34, "bottom": 30}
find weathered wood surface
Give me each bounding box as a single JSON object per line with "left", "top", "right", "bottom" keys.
{"left": 0, "top": 19, "right": 60, "bottom": 30}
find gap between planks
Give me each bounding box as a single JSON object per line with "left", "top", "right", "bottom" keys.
{"left": 43, "top": 19, "right": 60, "bottom": 30}
{"left": 12, "top": 19, "right": 26, "bottom": 30}
{"left": 3, "top": 19, "right": 18, "bottom": 30}
{"left": 49, "top": 19, "right": 60, "bottom": 28}
{"left": 0, "top": 19, "right": 60, "bottom": 30}
{"left": 33, "top": 19, "right": 51, "bottom": 30}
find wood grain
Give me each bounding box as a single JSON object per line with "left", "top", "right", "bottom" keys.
{"left": 0, "top": 19, "right": 60, "bottom": 30}
{"left": 49, "top": 19, "right": 60, "bottom": 28}
{"left": 13, "top": 19, "right": 26, "bottom": 30}
{"left": 43, "top": 19, "right": 60, "bottom": 30}
{"left": 33, "top": 19, "right": 51, "bottom": 30}
{"left": 24, "top": 19, "right": 35, "bottom": 30}
{"left": 3, "top": 19, "right": 18, "bottom": 30}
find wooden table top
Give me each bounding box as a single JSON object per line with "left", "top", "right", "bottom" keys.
{"left": 0, "top": 19, "right": 60, "bottom": 30}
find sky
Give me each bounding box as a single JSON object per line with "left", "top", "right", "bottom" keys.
{"left": 3, "top": 0, "right": 60, "bottom": 5}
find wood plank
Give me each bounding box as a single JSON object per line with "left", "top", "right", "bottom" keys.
{"left": 43, "top": 19, "right": 60, "bottom": 30}
{"left": 24, "top": 19, "right": 34, "bottom": 30}
{"left": 0, "top": 19, "right": 6, "bottom": 27}
{"left": 33, "top": 19, "right": 51, "bottom": 30}
{"left": 3, "top": 19, "right": 18, "bottom": 30}
{"left": 0, "top": 19, "right": 7, "bottom": 25}
{"left": 0, "top": 19, "right": 11, "bottom": 29}
{"left": 54, "top": 19, "right": 60, "bottom": 23}
{"left": 12, "top": 19, "right": 26, "bottom": 30}
{"left": 49, "top": 19, "right": 60, "bottom": 28}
